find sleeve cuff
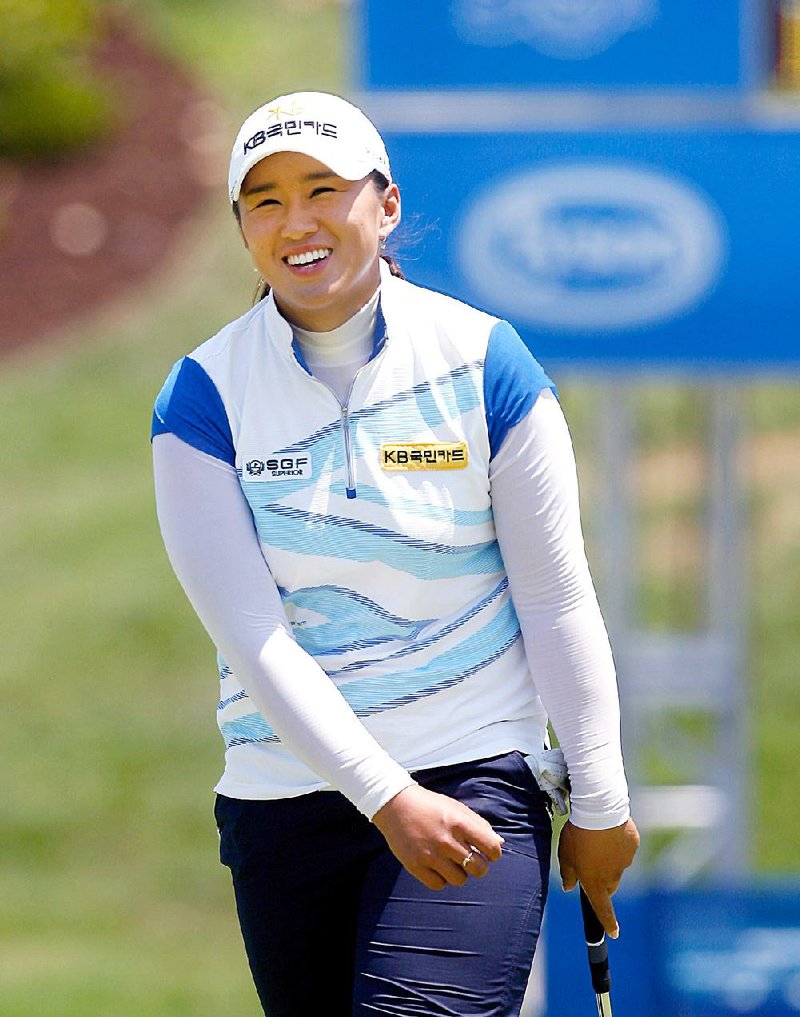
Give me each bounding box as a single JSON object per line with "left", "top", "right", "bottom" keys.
{"left": 356, "top": 771, "right": 418, "bottom": 821}
{"left": 568, "top": 800, "right": 631, "bottom": 830}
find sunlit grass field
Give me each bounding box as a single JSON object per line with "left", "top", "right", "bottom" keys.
{"left": 1, "top": 2, "right": 798, "bottom": 1014}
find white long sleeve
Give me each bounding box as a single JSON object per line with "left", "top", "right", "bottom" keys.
{"left": 490, "top": 390, "right": 630, "bottom": 829}
{"left": 153, "top": 432, "right": 415, "bottom": 819}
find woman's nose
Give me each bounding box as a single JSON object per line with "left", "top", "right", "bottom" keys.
{"left": 280, "top": 200, "right": 317, "bottom": 239}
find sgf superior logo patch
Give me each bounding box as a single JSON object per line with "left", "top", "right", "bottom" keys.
{"left": 381, "top": 442, "right": 469, "bottom": 471}
{"left": 243, "top": 454, "right": 311, "bottom": 480}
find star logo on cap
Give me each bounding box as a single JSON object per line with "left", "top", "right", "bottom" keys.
{"left": 265, "top": 102, "right": 303, "bottom": 122}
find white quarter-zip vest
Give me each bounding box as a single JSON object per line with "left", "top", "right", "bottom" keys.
{"left": 153, "top": 263, "right": 556, "bottom": 798}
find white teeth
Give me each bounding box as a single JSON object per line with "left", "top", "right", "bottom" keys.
{"left": 286, "top": 248, "right": 332, "bottom": 266}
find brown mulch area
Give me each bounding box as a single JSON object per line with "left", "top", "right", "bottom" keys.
{"left": 0, "top": 19, "right": 227, "bottom": 354}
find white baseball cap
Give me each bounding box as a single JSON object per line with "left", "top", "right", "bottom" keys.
{"left": 228, "top": 91, "right": 392, "bottom": 203}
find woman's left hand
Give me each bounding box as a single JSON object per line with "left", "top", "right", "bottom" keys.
{"left": 557, "top": 817, "right": 640, "bottom": 939}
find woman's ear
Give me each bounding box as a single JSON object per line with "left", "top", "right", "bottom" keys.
{"left": 381, "top": 183, "right": 402, "bottom": 239}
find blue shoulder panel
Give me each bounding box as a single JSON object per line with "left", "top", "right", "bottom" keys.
{"left": 484, "top": 321, "right": 557, "bottom": 460}
{"left": 151, "top": 357, "right": 235, "bottom": 466}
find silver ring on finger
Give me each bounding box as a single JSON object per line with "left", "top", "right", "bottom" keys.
{"left": 461, "top": 848, "right": 476, "bottom": 872}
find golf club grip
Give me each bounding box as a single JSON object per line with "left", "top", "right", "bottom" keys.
{"left": 579, "top": 886, "right": 611, "bottom": 995}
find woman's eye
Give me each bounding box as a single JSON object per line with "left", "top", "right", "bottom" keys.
{"left": 255, "top": 198, "right": 279, "bottom": 209}
{"left": 310, "top": 187, "right": 335, "bottom": 197}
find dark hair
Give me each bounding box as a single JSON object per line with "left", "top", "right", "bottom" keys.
{"left": 234, "top": 169, "right": 404, "bottom": 304}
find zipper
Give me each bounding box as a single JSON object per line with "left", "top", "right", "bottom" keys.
{"left": 292, "top": 328, "right": 388, "bottom": 501}
{"left": 341, "top": 387, "right": 357, "bottom": 499}
{"left": 338, "top": 328, "right": 388, "bottom": 499}
{"left": 307, "top": 371, "right": 359, "bottom": 499}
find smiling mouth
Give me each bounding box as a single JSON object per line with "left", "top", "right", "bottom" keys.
{"left": 285, "top": 248, "right": 333, "bottom": 267}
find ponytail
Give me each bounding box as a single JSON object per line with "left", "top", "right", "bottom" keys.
{"left": 380, "top": 253, "right": 405, "bottom": 280}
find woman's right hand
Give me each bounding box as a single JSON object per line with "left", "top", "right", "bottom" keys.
{"left": 371, "top": 784, "right": 504, "bottom": 890}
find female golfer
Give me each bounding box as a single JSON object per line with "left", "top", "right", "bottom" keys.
{"left": 152, "top": 91, "right": 638, "bottom": 1016}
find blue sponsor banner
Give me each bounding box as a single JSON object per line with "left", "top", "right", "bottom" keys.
{"left": 545, "top": 885, "right": 800, "bottom": 1016}
{"left": 653, "top": 887, "right": 800, "bottom": 1017}
{"left": 381, "top": 127, "right": 800, "bottom": 371}
{"left": 356, "top": 1, "right": 752, "bottom": 91}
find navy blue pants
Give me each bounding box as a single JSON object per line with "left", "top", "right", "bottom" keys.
{"left": 215, "top": 752, "right": 552, "bottom": 1016}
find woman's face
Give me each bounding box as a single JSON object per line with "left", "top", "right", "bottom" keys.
{"left": 237, "top": 151, "right": 400, "bottom": 331}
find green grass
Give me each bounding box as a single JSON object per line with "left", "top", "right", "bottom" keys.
{"left": 1, "top": 3, "right": 347, "bottom": 1014}
{"left": 0, "top": 211, "right": 263, "bottom": 1016}
{"left": 750, "top": 534, "right": 800, "bottom": 870}
{"left": 128, "top": 0, "right": 346, "bottom": 111}
{"left": 1, "top": 4, "right": 799, "bottom": 1014}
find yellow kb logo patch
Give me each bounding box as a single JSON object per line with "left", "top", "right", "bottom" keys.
{"left": 380, "top": 442, "right": 469, "bottom": 471}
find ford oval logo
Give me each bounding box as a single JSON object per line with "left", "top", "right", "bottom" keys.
{"left": 457, "top": 162, "right": 727, "bottom": 331}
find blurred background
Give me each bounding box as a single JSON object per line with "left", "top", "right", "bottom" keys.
{"left": 0, "top": 2, "right": 798, "bottom": 1015}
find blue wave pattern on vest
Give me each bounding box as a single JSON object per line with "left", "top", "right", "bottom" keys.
{"left": 228, "top": 356, "right": 515, "bottom": 747}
